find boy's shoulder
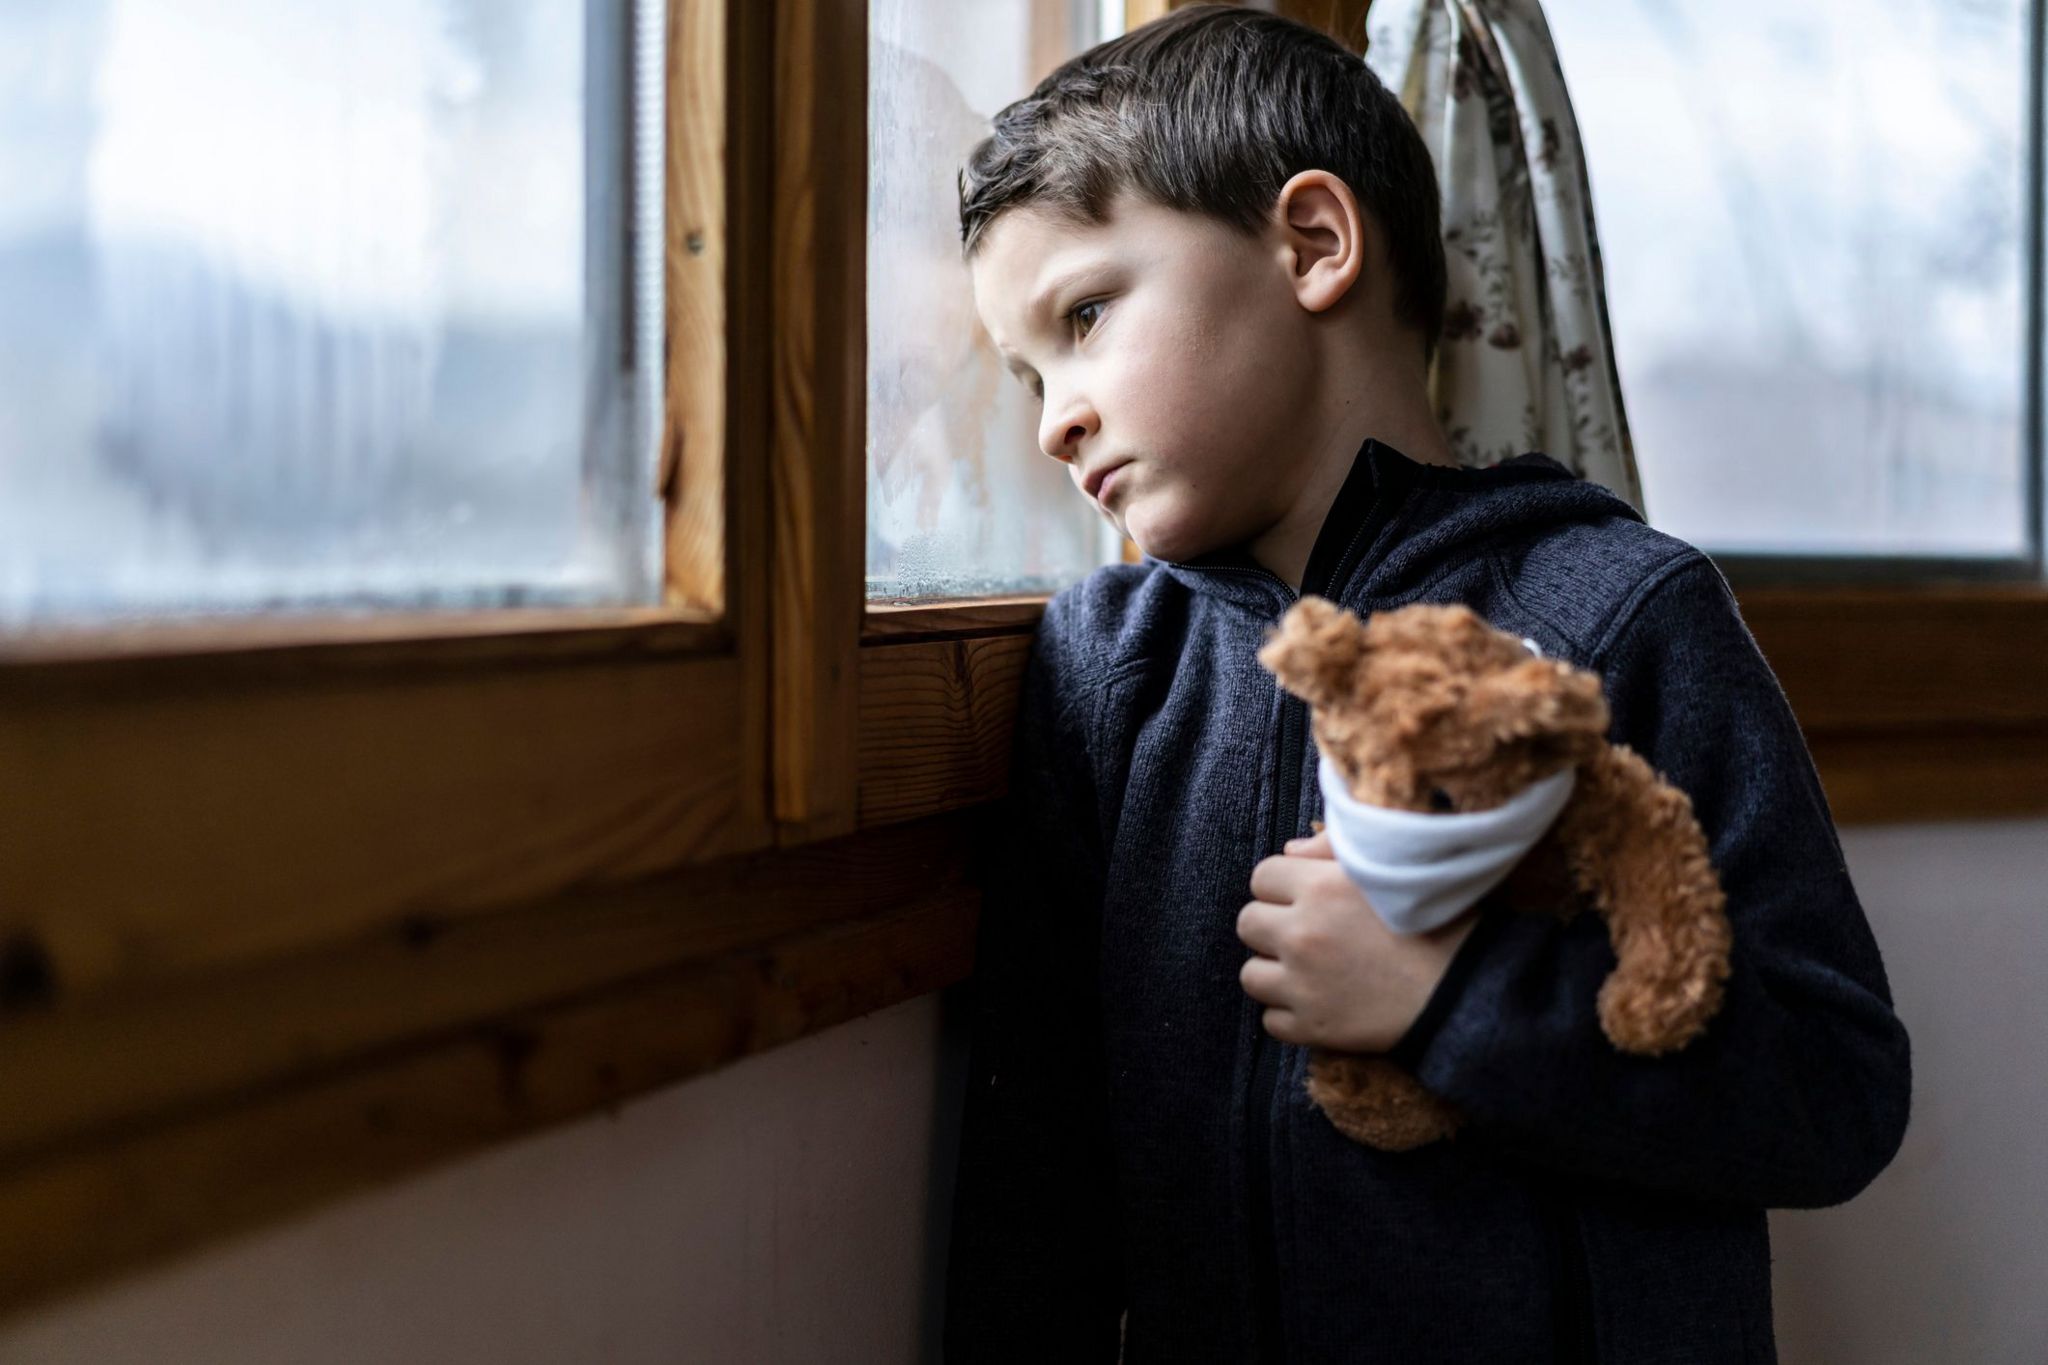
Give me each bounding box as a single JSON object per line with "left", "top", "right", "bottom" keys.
{"left": 1030, "top": 506, "right": 1732, "bottom": 684}
{"left": 1033, "top": 560, "right": 1158, "bottom": 687}
{"left": 1483, "top": 510, "right": 1718, "bottom": 662}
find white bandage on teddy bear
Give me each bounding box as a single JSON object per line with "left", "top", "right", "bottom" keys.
{"left": 1313, "top": 749, "right": 1575, "bottom": 936}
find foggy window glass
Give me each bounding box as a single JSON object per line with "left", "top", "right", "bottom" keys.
{"left": 0, "top": 0, "right": 665, "bottom": 628}
{"left": 1547, "top": 0, "right": 2027, "bottom": 556}
{"left": 866, "top": 0, "right": 1124, "bottom": 601}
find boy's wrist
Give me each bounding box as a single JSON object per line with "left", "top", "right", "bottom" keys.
{"left": 1384, "top": 904, "right": 1507, "bottom": 1071}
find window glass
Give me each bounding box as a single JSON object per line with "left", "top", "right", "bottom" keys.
{"left": 1547, "top": 0, "right": 2027, "bottom": 556}
{"left": 866, "top": 0, "right": 1123, "bottom": 600}
{"left": 0, "top": 0, "right": 664, "bottom": 626}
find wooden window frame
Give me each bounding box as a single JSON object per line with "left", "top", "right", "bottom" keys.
{"left": 0, "top": 0, "right": 886, "bottom": 1313}
{"left": 0, "top": 0, "right": 2042, "bottom": 1319}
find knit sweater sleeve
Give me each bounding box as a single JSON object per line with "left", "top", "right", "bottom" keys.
{"left": 1383, "top": 552, "right": 1913, "bottom": 1209}
{"left": 942, "top": 594, "right": 1126, "bottom": 1362}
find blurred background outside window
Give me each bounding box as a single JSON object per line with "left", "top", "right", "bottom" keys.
{"left": 3, "top": 0, "right": 2033, "bottom": 623}
{"left": 0, "top": 0, "right": 665, "bottom": 628}
{"left": 1548, "top": 0, "right": 2032, "bottom": 560}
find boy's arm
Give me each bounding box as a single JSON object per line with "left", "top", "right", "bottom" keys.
{"left": 943, "top": 603, "right": 1125, "bottom": 1362}
{"left": 1384, "top": 553, "right": 1913, "bottom": 1209}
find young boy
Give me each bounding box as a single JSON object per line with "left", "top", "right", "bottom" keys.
{"left": 941, "top": 7, "right": 1912, "bottom": 1363}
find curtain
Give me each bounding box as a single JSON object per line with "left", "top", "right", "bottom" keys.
{"left": 1364, "top": 0, "right": 1648, "bottom": 516}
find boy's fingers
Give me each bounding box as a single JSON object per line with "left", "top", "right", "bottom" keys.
{"left": 1239, "top": 952, "right": 1287, "bottom": 1004}
{"left": 1237, "top": 900, "right": 1285, "bottom": 956}
{"left": 1248, "top": 856, "right": 1303, "bottom": 902}
{"left": 1258, "top": 1007, "right": 1305, "bottom": 1046}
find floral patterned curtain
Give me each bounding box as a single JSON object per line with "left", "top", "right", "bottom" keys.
{"left": 1364, "top": 0, "right": 1648, "bottom": 516}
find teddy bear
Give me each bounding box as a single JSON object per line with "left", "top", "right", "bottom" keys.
{"left": 1254, "top": 596, "right": 1734, "bottom": 1153}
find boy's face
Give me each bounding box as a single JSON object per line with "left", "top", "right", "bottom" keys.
{"left": 969, "top": 190, "right": 1326, "bottom": 565}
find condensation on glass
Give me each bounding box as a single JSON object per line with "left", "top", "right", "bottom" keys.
{"left": 1546, "top": 0, "right": 2027, "bottom": 556}
{"left": 865, "top": 0, "right": 1126, "bottom": 601}
{"left": 0, "top": 0, "right": 665, "bottom": 627}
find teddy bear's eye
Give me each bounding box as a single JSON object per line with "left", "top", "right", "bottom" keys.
{"left": 1427, "top": 786, "right": 1456, "bottom": 813}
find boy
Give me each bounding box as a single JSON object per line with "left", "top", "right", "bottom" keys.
{"left": 941, "top": 7, "right": 1911, "bottom": 1363}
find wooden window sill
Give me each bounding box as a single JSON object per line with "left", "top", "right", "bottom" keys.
{"left": 865, "top": 582, "right": 2048, "bottom": 826}
{"left": 1738, "top": 584, "right": 2048, "bottom": 824}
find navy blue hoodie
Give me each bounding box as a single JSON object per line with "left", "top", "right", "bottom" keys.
{"left": 941, "top": 437, "right": 1912, "bottom": 1364}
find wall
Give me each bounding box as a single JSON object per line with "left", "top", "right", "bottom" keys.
{"left": 0, "top": 989, "right": 972, "bottom": 1364}
{"left": 1772, "top": 815, "right": 2048, "bottom": 1363}
{"left": 1, "top": 818, "right": 2040, "bottom": 1363}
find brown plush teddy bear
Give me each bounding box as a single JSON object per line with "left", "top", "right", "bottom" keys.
{"left": 1255, "top": 597, "right": 1734, "bottom": 1152}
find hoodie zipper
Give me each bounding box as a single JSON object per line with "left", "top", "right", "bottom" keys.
{"left": 1163, "top": 443, "right": 1590, "bottom": 1362}
{"left": 1209, "top": 503, "right": 1387, "bottom": 1365}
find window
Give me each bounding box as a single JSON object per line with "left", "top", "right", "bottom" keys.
{"left": 1545, "top": 0, "right": 2042, "bottom": 574}
{"left": 864, "top": 0, "right": 1128, "bottom": 600}
{"left": 0, "top": 0, "right": 666, "bottom": 626}
{"left": 0, "top": 0, "right": 777, "bottom": 1309}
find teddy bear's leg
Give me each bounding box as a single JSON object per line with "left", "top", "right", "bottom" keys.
{"left": 1305, "top": 1048, "right": 1465, "bottom": 1152}
{"left": 1567, "top": 748, "right": 1735, "bottom": 1056}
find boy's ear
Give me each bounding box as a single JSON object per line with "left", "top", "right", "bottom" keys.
{"left": 1275, "top": 169, "right": 1367, "bottom": 315}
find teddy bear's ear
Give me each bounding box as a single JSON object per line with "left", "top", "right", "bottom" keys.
{"left": 1256, "top": 595, "right": 1371, "bottom": 709}
{"left": 1467, "top": 658, "right": 1611, "bottom": 748}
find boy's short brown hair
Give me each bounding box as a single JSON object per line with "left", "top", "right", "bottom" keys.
{"left": 957, "top": 3, "right": 1448, "bottom": 367}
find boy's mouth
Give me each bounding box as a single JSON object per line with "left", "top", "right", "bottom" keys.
{"left": 1084, "top": 459, "right": 1131, "bottom": 502}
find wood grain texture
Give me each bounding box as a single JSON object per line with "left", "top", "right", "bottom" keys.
{"left": 0, "top": 610, "right": 723, "bottom": 677}
{"left": 1739, "top": 585, "right": 2048, "bottom": 730}
{"left": 662, "top": 0, "right": 729, "bottom": 614}
{"left": 0, "top": 654, "right": 751, "bottom": 1000}
{"left": 858, "top": 635, "right": 1034, "bottom": 828}
{"left": 1739, "top": 586, "right": 2048, "bottom": 825}
{"left": 0, "top": 810, "right": 979, "bottom": 1170}
{"left": 862, "top": 595, "right": 1047, "bottom": 644}
{"left": 0, "top": 810, "right": 987, "bottom": 1318}
{"left": 1806, "top": 724, "right": 2048, "bottom": 826}
{"left": 1273, "top": 0, "right": 1373, "bottom": 48}
{"left": 769, "top": 0, "right": 865, "bottom": 840}
{"left": 714, "top": 0, "right": 781, "bottom": 882}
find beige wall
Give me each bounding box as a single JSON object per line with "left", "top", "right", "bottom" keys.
{"left": 3, "top": 817, "right": 2041, "bottom": 1363}
{"left": 0, "top": 991, "right": 969, "bottom": 1365}
{"left": 1772, "top": 815, "right": 2048, "bottom": 1363}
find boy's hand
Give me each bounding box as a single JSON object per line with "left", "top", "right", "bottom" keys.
{"left": 1237, "top": 831, "right": 1481, "bottom": 1054}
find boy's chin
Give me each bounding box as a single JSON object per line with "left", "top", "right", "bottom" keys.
{"left": 1124, "top": 518, "right": 1227, "bottom": 567}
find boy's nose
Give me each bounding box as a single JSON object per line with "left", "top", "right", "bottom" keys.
{"left": 1038, "top": 402, "right": 1097, "bottom": 463}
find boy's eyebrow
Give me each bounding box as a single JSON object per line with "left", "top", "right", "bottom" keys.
{"left": 1023, "top": 264, "right": 1102, "bottom": 328}
{"left": 994, "top": 260, "right": 1110, "bottom": 380}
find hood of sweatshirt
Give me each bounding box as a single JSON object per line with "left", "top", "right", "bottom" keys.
{"left": 1144, "top": 436, "right": 1646, "bottom": 617}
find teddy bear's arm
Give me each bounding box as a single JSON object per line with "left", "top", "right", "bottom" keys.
{"left": 1556, "top": 744, "right": 1734, "bottom": 1055}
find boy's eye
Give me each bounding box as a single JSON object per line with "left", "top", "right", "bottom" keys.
{"left": 1069, "top": 299, "right": 1105, "bottom": 339}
